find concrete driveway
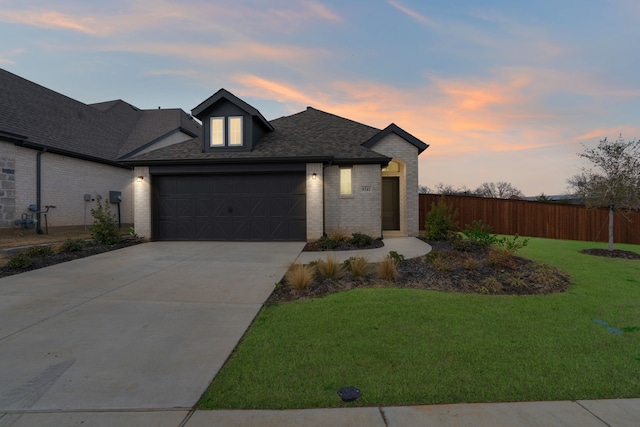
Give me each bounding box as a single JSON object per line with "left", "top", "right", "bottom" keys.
{"left": 0, "top": 241, "right": 304, "bottom": 414}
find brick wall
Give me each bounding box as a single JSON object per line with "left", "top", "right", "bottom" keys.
{"left": 1, "top": 143, "right": 133, "bottom": 230}
{"left": 306, "top": 163, "right": 323, "bottom": 240}
{"left": 133, "top": 166, "right": 151, "bottom": 239}
{"left": 324, "top": 164, "right": 381, "bottom": 238}
{"left": 0, "top": 155, "right": 16, "bottom": 228}
{"left": 368, "top": 134, "right": 420, "bottom": 236}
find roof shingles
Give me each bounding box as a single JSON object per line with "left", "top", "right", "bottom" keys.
{"left": 127, "top": 107, "right": 390, "bottom": 164}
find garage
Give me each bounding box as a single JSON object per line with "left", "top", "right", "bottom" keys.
{"left": 153, "top": 172, "right": 306, "bottom": 241}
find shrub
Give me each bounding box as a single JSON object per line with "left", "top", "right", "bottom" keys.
{"left": 316, "top": 255, "right": 347, "bottom": 279}
{"left": 350, "top": 232, "right": 373, "bottom": 248}
{"left": 91, "top": 197, "right": 121, "bottom": 245}
{"left": 479, "top": 276, "right": 502, "bottom": 294}
{"left": 347, "top": 256, "right": 370, "bottom": 279}
{"left": 58, "top": 238, "right": 85, "bottom": 253}
{"left": 388, "top": 251, "right": 405, "bottom": 264}
{"left": 430, "top": 256, "right": 454, "bottom": 272}
{"left": 285, "top": 264, "right": 315, "bottom": 290}
{"left": 377, "top": 255, "right": 399, "bottom": 281}
{"left": 486, "top": 248, "right": 517, "bottom": 269}
{"left": 463, "top": 257, "right": 479, "bottom": 271}
{"left": 494, "top": 234, "right": 529, "bottom": 254}
{"left": 329, "top": 231, "right": 351, "bottom": 242}
{"left": 448, "top": 232, "right": 477, "bottom": 252}
{"left": 25, "top": 245, "right": 54, "bottom": 258}
{"left": 7, "top": 253, "right": 32, "bottom": 269}
{"left": 317, "top": 236, "right": 339, "bottom": 250}
{"left": 462, "top": 220, "right": 497, "bottom": 249}
{"left": 424, "top": 198, "right": 459, "bottom": 240}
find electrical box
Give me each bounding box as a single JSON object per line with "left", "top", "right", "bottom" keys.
{"left": 84, "top": 194, "right": 91, "bottom": 202}
{"left": 109, "top": 191, "right": 122, "bottom": 203}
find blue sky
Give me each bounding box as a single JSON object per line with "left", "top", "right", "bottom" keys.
{"left": 2, "top": 0, "right": 639, "bottom": 196}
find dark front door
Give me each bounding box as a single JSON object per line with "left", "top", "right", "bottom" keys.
{"left": 153, "top": 173, "right": 306, "bottom": 241}
{"left": 382, "top": 177, "right": 400, "bottom": 230}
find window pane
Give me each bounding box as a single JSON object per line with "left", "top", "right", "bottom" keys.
{"left": 229, "top": 117, "right": 243, "bottom": 146}
{"left": 340, "top": 168, "right": 352, "bottom": 195}
{"left": 210, "top": 117, "right": 224, "bottom": 146}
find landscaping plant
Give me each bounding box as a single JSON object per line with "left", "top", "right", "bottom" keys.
{"left": 90, "top": 197, "right": 121, "bottom": 245}
{"left": 424, "top": 198, "right": 459, "bottom": 240}
{"left": 316, "top": 255, "right": 347, "bottom": 279}
{"left": 285, "top": 264, "right": 315, "bottom": 290}
{"left": 347, "top": 256, "right": 370, "bottom": 279}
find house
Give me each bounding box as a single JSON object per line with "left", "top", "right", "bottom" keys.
{"left": 1, "top": 69, "right": 429, "bottom": 241}
{"left": 0, "top": 68, "right": 201, "bottom": 233}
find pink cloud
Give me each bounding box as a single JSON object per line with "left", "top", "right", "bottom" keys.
{"left": 387, "top": 0, "right": 435, "bottom": 26}
{"left": 0, "top": 9, "right": 98, "bottom": 34}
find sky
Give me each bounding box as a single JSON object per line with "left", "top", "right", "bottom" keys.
{"left": 1, "top": 0, "right": 639, "bottom": 196}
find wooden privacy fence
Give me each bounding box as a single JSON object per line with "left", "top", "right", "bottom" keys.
{"left": 418, "top": 194, "right": 640, "bottom": 245}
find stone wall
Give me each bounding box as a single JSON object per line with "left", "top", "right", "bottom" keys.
{"left": 0, "top": 156, "right": 16, "bottom": 228}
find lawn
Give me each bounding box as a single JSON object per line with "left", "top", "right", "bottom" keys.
{"left": 199, "top": 237, "right": 640, "bottom": 409}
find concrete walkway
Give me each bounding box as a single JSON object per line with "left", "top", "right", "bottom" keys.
{"left": 295, "top": 236, "right": 432, "bottom": 264}
{"left": 1, "top": 239, "right": 638, "bottom": 426}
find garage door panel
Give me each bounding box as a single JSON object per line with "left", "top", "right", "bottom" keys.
{"left": 154, "top": 173, "right": 306, "bottom": 241}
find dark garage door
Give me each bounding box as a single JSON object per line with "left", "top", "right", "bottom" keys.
{"left": 153, "top": 173, "right": 306, "bottom": 241}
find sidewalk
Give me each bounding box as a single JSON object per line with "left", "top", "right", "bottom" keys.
{"left": 295, "top": 236, "right": 432, "bottom": 264}
{"left": 5, "top": 398, "right": 639, "bottom": 426}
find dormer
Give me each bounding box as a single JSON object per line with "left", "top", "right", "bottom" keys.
{"left": 191, "top": 89, "right": 274, "bottom": 153}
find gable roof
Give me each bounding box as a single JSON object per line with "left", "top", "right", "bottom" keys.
{"left": 191, "top": 88, "right": 273, "bottom": 131}
{"left": 0, "top": 68, "right": 201, "bottom": 165}
{"left": 362, "top": 123, "right": 429, "bottom": 154}
{"left": 124, "top": 106, "right": 394, "bottom": 165}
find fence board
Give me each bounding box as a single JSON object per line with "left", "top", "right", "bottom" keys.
{"left": 418, "top": 194, "right": 640, "bottom": 245}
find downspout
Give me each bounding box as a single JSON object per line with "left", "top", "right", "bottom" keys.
{"left": 36, "top": 148, "right": 46, "bottom": 234}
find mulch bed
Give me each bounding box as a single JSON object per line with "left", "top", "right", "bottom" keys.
{"left": 268, "top": 239, "right": 571, "bottom": 303}
{"left": 302, "top": 238, "right": 384, "bottom": 252}
{"left": 580, "top": 248, "right": 640, "bottom": 260}
{"left": 0, "top": 238, "right": 143, "bottom": 278}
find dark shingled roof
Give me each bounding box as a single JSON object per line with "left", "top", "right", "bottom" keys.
{"left": 0, "top": 68, "right": 201, "bottom": 164}
{"left": 125, "top": 107, "right": 393, "bottom": 164}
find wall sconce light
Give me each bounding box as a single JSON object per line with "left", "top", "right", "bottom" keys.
{"left": 312, "top": 173, "right": 317, "bottom": 180}
{"left": 136, "top": 176, "right": 144, "bottom": 182}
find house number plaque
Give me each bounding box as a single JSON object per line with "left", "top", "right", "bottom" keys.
{"left": 361, "top": 185, "right": 371, "bottom": 192}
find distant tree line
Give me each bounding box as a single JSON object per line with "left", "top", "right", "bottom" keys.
{"left": 418, "top": 181, "right": 524, "bottom": 199}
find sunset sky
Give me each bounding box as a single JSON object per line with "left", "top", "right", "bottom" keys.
{"left": 1, "top": 0, "right": 639, "bottom": 196}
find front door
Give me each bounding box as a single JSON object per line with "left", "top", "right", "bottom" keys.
{"left": 382, "top": 177, "right": 400, "bottom": 230}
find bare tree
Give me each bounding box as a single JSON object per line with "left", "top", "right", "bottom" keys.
{"left": 434, "top": 182, "right": 472, "bottom": 195}
{"left": 418, "top": 185, "right": 431, "bottom": 194}
{"left": 568, "top": 135, "right": 640, "bottom": 251}
{"left": 474, "top": 181, "right": 524, "bottom": 199}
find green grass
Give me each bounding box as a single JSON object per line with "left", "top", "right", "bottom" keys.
{"left": 199, "top": 237, "right": 640, "bottom": 409}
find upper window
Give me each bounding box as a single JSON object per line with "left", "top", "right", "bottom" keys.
{"left": 340, "top": 168, "right": 352, "bottom": 195}
{"left": 209, "top": 116, "right": 243, "bottom": 147}
{"left": 210, "top": 117, "right": 224, "bottom": 146}
{"left": 229, "top": 117, "right": 243, "bottom": 146}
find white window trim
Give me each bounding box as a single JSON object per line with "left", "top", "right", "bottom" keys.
{"left": 340, "top": 167, "right": 352, "bottom": 196}
{"left": 228, "top": 116, "right": 243, "bottom": 146}
{"left": 210, "top": 117, "right": 224, "bottom": 147}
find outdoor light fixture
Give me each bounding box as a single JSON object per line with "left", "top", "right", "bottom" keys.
{"left": 312, "top": 173, "right": 317, "bottom": 180}
{"left": 337, "top": 386, "right": 361, "bottom": 402}
{"left": 136, "top": 176, "right": 144, "bottom": 182}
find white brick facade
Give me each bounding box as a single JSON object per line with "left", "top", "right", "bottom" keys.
{"left": 1, "top": 142, "right": 133, "bottom": 231}
{"left": 324, "top": 164, "right": 381, "bottom": 238}
{"left": 306, "top": 163, "right": 324, "bottom": 240}
{"left": 368, "top": 134, "right": 420, "bottom": 237}
{"left": 133, "top": 166, "right": 152, "bottom": 239}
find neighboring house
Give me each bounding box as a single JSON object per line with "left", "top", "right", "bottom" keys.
{"left": 1, "top": 69, "right": 429, "bottom": 241}
{"left": 0, "top": 68, "right": 201, "bottom": 233}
